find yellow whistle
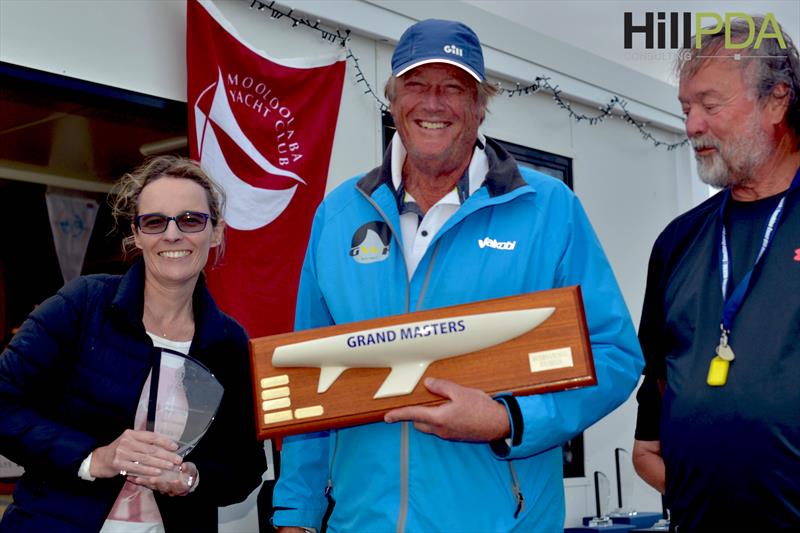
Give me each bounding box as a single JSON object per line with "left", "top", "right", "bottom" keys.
{"left": 707, "top": 356, "right": 729, "bottom": 386}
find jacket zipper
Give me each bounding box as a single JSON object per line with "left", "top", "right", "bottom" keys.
{"left": 396, "top": 241, "right": 441, "bottom": 532}
{"left": 356, "top": 186, "right": 445, "bottom": 532}
{"left": 396, "top": 421, "right": 409, "bottom": 533}
{"left": 508, "top": 461, "right": 525, "bottom": 518}
{"left": 324, "top": 429, "right": 339, "bottom": 503}
{"left": 355, "top": 187, "right": 410, "bottom": 310}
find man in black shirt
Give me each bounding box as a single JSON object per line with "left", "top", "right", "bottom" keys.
{"left": 633, "top": 15, "right": 800, "bottom": 531}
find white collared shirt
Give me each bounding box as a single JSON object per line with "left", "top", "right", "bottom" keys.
{"left": 391, "top": 133, "right": 489, "bottom": 278}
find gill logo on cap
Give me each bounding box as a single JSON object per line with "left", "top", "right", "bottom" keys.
{"left": 443, "top": 44, "right": 464, "bottom": 57}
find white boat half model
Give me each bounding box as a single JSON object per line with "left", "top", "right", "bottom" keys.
{"left": 272, "top": 307, "right": 556, "bottom": 398}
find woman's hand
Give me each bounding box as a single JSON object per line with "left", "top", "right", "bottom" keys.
{"left": 90, "top": 429, "right": 181, "bottom": 479}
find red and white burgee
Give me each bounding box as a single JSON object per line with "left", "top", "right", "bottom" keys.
{"left": 187, "top": 0, "right": 345, "bottom": 337}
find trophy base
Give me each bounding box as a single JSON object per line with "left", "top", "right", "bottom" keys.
{"left": 609, "top": 512, "right": 664, "bottom": 529}
{"left": 630, "top": 518, "right": 670, "bottom": 532}
{"left": 568, "top": 523, "right": 636, "bottom": 532}
{"left": 584, "top": 511, "right": 663, "bottom": 529}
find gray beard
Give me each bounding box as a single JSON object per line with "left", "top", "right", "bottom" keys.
{"left": 693, "top": 120, "right": 772, "bottom": 190}
{"left": 696, "top": 150, "right": 747, "bottom": 189}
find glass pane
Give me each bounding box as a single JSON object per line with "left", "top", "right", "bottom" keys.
{"left": 517, "top": 160, "right": 565, "bottom": 181}
{"left": 156, "top": 351, "right": 224, "bottom": 457}
{"left": 614, "top": 447, "right": 636, "bottom": 514}
{"left": 594, "top": 471, "right": 612, "bottom": 518}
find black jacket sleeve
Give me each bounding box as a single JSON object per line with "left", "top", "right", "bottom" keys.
{"left": 0, "top": 278, "right": 100, "bottom": 476}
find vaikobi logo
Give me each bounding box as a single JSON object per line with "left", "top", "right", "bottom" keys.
{"left": 350, "top": 221, "right": 391, "bottom": 264}
{"left": 623, "top": 12, "right": 786, "bottom": 50}
{"left": 478, "top": 237, "right": 516, "bottom": 251}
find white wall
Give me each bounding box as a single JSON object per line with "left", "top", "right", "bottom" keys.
{"left": 1, "top": 0, "right": 703, "bottom": 528}
{"left": 0, "top": 0, "right": 188, "bottom": 101}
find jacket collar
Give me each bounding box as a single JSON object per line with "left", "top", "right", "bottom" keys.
{"left": 356, "top": 135, "right": 527, "bottom": 199}
{"left": 110, "top": 258, "right": 230, "bottom": 352}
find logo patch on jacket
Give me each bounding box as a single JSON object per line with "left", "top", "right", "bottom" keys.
{"left": 350, "top": 222, "right": 391, "bottom": 264}
{"left": 478, "top": 237, "right": 517, "bottom": 251}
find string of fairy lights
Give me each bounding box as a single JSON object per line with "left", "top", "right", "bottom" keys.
{"left": 499, "top": 79, "right": 690, "bottom": 150}
{"left": 247, "top": 0, "right": 689, "bottom": 150}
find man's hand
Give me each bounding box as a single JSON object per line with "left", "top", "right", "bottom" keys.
{"left": 90, "top": 429, "right": 181, "bottom": 479}
{"left": 384, "top": 378, "right": 511, "bottom": 442}
{"left": 632, "top": 439, "right": 665, "bottom": 494}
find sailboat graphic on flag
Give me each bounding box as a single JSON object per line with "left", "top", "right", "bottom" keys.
{"left": 194, "top": 69, "right": 306, "bottom": 231}
{"left": 188, "top": 0, "right": 346, "bottom": 337}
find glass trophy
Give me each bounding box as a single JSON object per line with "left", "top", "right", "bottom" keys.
{"left": 610, "top": 448, "right": 636, "bottom": 517}
{"left": 607, "top": 447, "right": 668, "bottom": 530}
{"left": 588, "top": 471, "right": 614, "bottom": 527}
{"left": 147, "top": 349, "right": 224, "bottom": 483}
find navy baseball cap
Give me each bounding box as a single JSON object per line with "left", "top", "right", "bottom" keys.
{"left": 391, "top": 19, "right": 486, "bottom": 82}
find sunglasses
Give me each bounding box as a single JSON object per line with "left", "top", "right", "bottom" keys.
{"left": 135, "top": 211, "right": 211, "bottom": 234}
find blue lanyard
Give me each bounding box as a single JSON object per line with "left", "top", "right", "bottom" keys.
{"left": 718, "top": 168, "right": 800, "bottom": 332}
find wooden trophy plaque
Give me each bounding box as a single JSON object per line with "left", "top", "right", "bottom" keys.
{"left": 250, "top": 285, "right": 594, "bottom": 439}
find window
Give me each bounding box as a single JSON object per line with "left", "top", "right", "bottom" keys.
{"left": 0, "top": 62, "right": 187, "bottom": 339}
{"left": 493, "top": 138, "right": 573, "bottom": 189}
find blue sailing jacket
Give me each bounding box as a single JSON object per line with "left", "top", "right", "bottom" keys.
{"left": 273, "top": 139, "right": 643, "bottom": 532}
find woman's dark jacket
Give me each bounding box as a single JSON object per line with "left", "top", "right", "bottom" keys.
{"left": 0, "top": 259, "right": 267, "bottom": 532}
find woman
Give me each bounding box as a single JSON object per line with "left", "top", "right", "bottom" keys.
{"left": 0, "top": 156, "right": 266, "bottom": 532}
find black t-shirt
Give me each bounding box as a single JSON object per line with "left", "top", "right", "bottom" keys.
{"left": 635, "top": 182, "right": 800, "bottom": 531}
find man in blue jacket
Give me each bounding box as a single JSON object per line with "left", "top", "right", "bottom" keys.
{"left": 273, "top": 19, "right": 643, "bottom": 532}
